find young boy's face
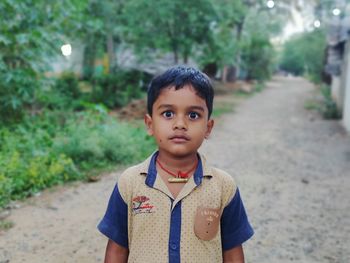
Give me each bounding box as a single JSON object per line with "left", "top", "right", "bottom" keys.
{"left": 145, "top": 85, "right": 214, "bottom": 158}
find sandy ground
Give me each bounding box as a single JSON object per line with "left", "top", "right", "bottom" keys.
{"left": 0, "top": 77, "right": 349, "bottom": 263}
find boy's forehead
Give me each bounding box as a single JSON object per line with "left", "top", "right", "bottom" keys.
{"left": 158, "top": 84, "right": 198, "bottom": 98}
{"left": 154, "top": 86, "right": 208, "bottom": 112}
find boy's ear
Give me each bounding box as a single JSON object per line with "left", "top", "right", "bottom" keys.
{"left": 205, "top": 119, "right": 214, "bottom": 139}
{"left": 144, "top": 114, "right": 154, "bottom": 136}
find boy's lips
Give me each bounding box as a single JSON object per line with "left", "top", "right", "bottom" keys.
{"left": 169, "top": 135, "right": 190, "bottom": 142}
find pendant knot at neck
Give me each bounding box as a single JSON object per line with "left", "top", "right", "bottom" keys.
{"left": 178, "top": 171, "right": 188, "bottom": 178}
{"left": 156, "top": 158, "right": 198, "bottom": 179}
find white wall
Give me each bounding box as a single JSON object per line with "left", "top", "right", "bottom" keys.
{"left": 342, "top": 41, "right": 350, "bottom": 133}
{"left": 331, "top": 76, "right": 342, "bottom": 111}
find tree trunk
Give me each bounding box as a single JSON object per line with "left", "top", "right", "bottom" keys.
{"left": 173, "top": 44, "right": 179, "bottom": 64}
{"left": 235, "top": 20, "right": 245, "bottom": 79}
{"left": 82, "top": 37, "right": 96, "bottom": 80}
{"left": 184, "top": 54, "right": 188, "bottom": 64}
{"left": 107, "top": 34, "right": 115, "bottom": 72}
{"left": 221, "top": 66, "right": 228, "bottom": 83}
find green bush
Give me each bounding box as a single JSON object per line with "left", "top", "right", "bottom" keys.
{"left": 0, "top": 68, "right": 39, "bottom": 123}
{"left": 0, "top": 110, "right": 156, "bottom": 208}
{"left": 90, "top": 69, "right": 151, "bottom": 108}
{"left": 279, "top": 29, "right": 326, "bottom": 83}
{"left": 53, "top": 112, "right": 154, "bottom": 169}
{"left": 54, "top": 72, "right": 81, "bottom": 99}
{"left": 319, "top": 85, "right": 341, "bottom": 119}
{"left": 241, "top": 36, "right": 274, "bottom": 81}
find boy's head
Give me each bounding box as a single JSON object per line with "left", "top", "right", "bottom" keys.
{"left": 147, "top": 66, "right": 214, "bottom": 118}
{"left": 145, "top": 66, "right": 215, "bottom": 158}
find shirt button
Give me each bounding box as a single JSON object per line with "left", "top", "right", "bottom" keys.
{"left": 170, "top": 244, "right": 177, "bottom": 250}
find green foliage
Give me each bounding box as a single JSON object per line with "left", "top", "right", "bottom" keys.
{"left": 0, "top": 125, "right": 81, "bottom": 206}
{"left": 35, "top": 69, "right": 150, "bottom": 111}
{"left": 211, "top": 101, "right": 234, "bottom": 118}
{"left": 279, "top": 29, "right": 327, "bottom": 83}
{"left": 197, "top": 0, "right": 246, "bottom": 69}
{"left": 319, "top": 85, "right": 341, "bottom": 119}
{"left": 34, "top": 72, "right": 83, "bottom": 111}
{"left": 0, "top": 0, "right": 84, "bottom": 122}
{"left": 123, "top": 0, "right": 216, "bottom": 63}
{"left": 0, "top": 219, "right": 14, "bottom": 230}
{"left": 0, "top": 111, "right": 156, "bottom": 208}
{"left": 54, "top": 72, "right": 81, "bottom": 99}
{"left": 53, "top": 113, "right": 154, "bottom": 169}
{"left": 254, "top": 82, "right": 265, "bottom": 92}
{"left": 241, "top": 36, "right": 274, "bottom": 81}
{"left": 304, "top": 85, "right": 342, "bottom": 120}
{"left": 89, "top": 69, "right": 150, "bottom": 108}
{"left": 77, "top": 0, "right": 126, "bottom": 78}
{"left": 239, "top": 8, "right": 280, "bottom": 81}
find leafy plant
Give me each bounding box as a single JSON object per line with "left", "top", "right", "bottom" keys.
{"left": 90, "top": 69, "right": 149, "bottom": 108}
{"left": 0, "top": 110, "right": 156, "bottom": 208}
{"left": 279, "top": 29, "right": 327, "bottom": 83}
{"left": 319, "top": 85, "right": 341, "bottom": 119}
{"left": 0, "top": 0, "right": 84, "bottom": 123}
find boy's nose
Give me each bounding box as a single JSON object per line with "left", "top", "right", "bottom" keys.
{"left": 173, "top": 116, "right": 187, "bottom": 130}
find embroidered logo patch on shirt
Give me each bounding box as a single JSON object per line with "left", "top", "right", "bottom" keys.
{"left": 132, "top": 195, "right": 154, "bottom": 214}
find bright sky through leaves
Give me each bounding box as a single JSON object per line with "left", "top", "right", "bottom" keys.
{"left": 332, "top": 8, "right": 341, "bottom": 16}
{"left": 61, "top": 44, "right": 72, "bottom": 57}
{"left": 267, "top": 0, "right": 275, "bottom": 9}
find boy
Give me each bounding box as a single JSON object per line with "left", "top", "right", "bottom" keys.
{"left": 98, "top": 66, "right": 254, "bottom": 262}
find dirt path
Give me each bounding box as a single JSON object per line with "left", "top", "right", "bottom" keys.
{"left": 1, "top": 77, "right": 349, "bottom": 263}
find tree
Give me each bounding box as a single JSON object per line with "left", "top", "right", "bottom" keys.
{"left": 77, "top": 0, "right": 126, "bottom": 79}
{"left": 0, "top": 0, "right": 85, "bottom": 122}
{"left": 122, "top": 0, "right": 216, "bottom": 64}
{"left": 197, "top": 0, "right": 246, "bottom": 77}
{"left": 279, "top": 29, "right": 327, "bottom": 82}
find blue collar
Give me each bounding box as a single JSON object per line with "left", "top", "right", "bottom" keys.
{"left": 145, "top": 151, "right": 204, "bottom": 187}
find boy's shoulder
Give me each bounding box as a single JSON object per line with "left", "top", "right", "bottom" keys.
{"left": 117, "top": 156, "right": 150, "bottom": 184}
{"left": 115, "top": 157, "right": 151, "bottom": 200}
{"left": 210, "top": 166, "right": 236, "bottom": 185}
{"left": 201, "top": 154, "right": 237, "bottom": 186}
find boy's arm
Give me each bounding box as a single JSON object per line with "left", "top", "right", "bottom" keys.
{"left": 104, "top": 239, "right": 129, "bottom": 263}
{"left": 220, "top": 187, "right": 253, "bottom": 262}
{"left": 223, "top": 245, "right": 245, "bottom": 263}
{"left": 98, "top": 183, "right": 129, "bottom": 262}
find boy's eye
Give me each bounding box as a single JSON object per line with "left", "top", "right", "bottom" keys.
{"left": 188, "top": 112, "right": 200, "bottom": 120}
{"left": 162, "top": 111, "right": 174, "bottom": 118}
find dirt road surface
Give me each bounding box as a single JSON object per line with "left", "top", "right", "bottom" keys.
{"left": 1, "top": 77, "right": 349, "bottom": 263}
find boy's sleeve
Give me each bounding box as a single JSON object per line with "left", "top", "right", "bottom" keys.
{"left": 98, "top": 183, "right": 128, "bottom": 248}
{"left": 221, "top": 188, "right": 254, "bottom": 250}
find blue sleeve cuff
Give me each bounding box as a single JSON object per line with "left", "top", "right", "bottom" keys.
{"left": 221, "top": 188, "right": 254, "bottom": 250}
{"left": 221, "top": 221, "right": 254, "bottom": 250}
{"left": 97, "top": 184, "right": 128, "bottom": 248}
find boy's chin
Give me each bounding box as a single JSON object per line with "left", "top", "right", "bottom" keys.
{"left": 160, "top": 148, "right": 198, "bottom": 159}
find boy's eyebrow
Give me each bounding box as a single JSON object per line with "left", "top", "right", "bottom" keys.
{"left": 157, "top": 104, "right": 205, "bottom": 112}
{"left": 157, "top": 104, "right": 174, "bottom": 110}
{"left": 188, "top": 106, "right": 205, "bottom": 112}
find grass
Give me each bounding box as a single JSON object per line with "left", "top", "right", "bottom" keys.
{"left": 0, "top": 110, "right": 156, "bottom": 209}
{"left": 0, "top": 220, "right": 14, "bottom": 231}
{"left": 304, "top": 84, "right": 342, "bottom": 119}
{"left": 212, "top": 81, "right": 267, "bottom": 118}
{"left": 304, "top": 100, "right": 320, "bottom": 111}
{"left": 212, "top": 101, "right": 235, "bottom": 117}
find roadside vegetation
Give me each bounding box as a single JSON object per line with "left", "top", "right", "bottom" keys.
{"left": 279, "top": 28, "right": 341, "bottom": 119}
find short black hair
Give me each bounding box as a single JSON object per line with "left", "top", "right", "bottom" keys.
{"left": 147, "top": 66, "right": 214, "bottom": 118}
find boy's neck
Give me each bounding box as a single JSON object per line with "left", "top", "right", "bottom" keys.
{"left": 157, "top": 151, "right": 198, "bottom": 171}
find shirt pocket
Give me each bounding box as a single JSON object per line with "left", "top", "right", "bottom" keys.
{"left": 194, "top": 206, "right": 221, "bottom": 241}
